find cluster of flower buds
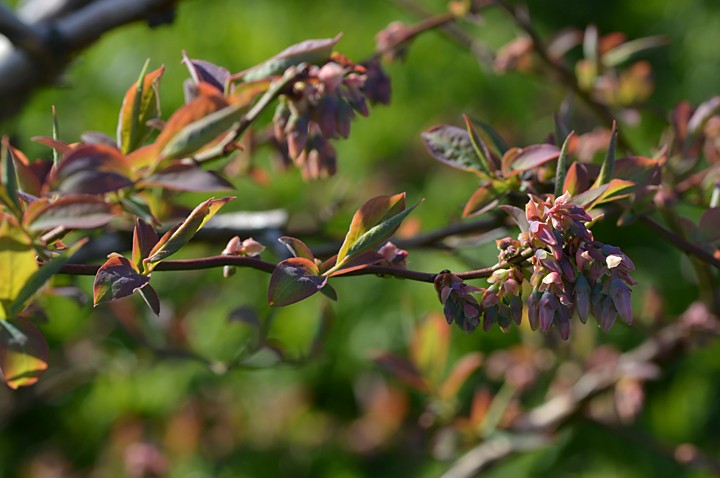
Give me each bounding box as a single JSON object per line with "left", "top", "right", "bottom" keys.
{"left": 273, "top": 55, "right": 390, "bottom": 179}
{"left": 434, "top": 193, "right": 635, "bottom": 339}
{"left": 221, "top": 236, "right": 265, "bottom": 278}
{"left": 378, "top": 241, "right": 408, "bottom": 269}
{"left": 523, "top": 193, "right": 635, "bottom": 339}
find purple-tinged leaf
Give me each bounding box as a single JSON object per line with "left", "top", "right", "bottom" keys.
{"left": 23, "top": 195, "right": 116, "bottom": 231}
{"left": 31, "top": 136, "right": 72, "bottom": 155}
{"left": 0, "top": 318, "right": 48, "bottom": 389}
{"left": 500, "top": 205, "right": 529, "bottom": 232}
{"left": 463, "top": 183, "right": 503, "bottom": 218}
{"left": 278, "top": 236, "right": 315, "bottom": 261}
{"left": 182, "top": 51, "right": 230, "bottom": 93}
{"left": 239, "top": 34, "right": 342, "bottom": 82}
{"left": 138, "top": 163, "right": 233, "bottom": 192}
{"left": 138, "top": 284, "right": 160, "bottom": 316}
{"left": 48, "top": 144, "right": 133, "bottom": 195}
{"left": 698, "top": 207, "right": 720, "bottom": 243}
{"left": 563, "top": 162, "right": 590, "bottom": 196}
{"left": 80, "top": 131, "right": 118, "bottom": 148}
{"left": 501, "top": 143, "right": 560, "bottom": 178}
{"left": 132, "top": 219, "right": 159, "bottom": 270}
{"left": 93, "top": 255, "right": 149, "bottom": 306}
{"left": 421, "top": 125, "right": 485, "bottom": 173}
{"left": 268, "top": 257, "right": 326, "bottom": 307}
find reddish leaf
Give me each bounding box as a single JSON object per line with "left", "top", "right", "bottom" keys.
{"left": 131, "top": 219, "right": 159, "bottom": 270}
{"left": 93, "top": 255, "right": 149, "bottom": 306}
{"left": 327, "top": 251, "right": 384, "bottom": 277}
{"left": 463, "top": 181, "right": 505, "bottom": 217}
{"left": 615, "top": 156, "right": 662, "bottom": 187}
{"left": 0, "top": 318, "right": 48, "bottom": 389}
{"left": 23, "top": 195, "right": 116, "bottom": 231}
{"left": 145, "top": 197, "right": 233, "bottom": 266}
{"left": 117, "top": 64, "right": 165, "bottom": 154}
{"left": 569, "top": 178, "right": 635, "bottom": 209}
{"left": 5, "top": 141, "right": 48, "bottom": 197}
{"left": 501, "top": 143, "right": 560, "bottom": 177}
{"left": 48, "top": 144, "right": 133, "bottom": 195}
{"left": 374, "top": 353, "right": 429, "bottom": 392}
{"left": 278, "top": 236, "right": 315, "bottom": 261}
{"left": 563, "top": 162, "right": 590, "bottom": 196}
{"left": 698, "top": 207, "right": 720, "bottom": 243}
{"left": 138, "top": 163, "right": 233, "bottom": 192}
{"left": 268, "top": 257, "right": 326, "bottom": 307}
{"left": 31, "top": 136, "right": 73, "bottom": 155}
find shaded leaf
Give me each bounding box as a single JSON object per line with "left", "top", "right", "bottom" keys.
{"left": 117, "top": 62, "right": 165, "bottom": 154}
{"left": 23, "top": 195, "right": 116, "bottom": 231}
{"left": 500, "top": 205, "right": 530, "bottom": 232}
{"left": 410, "top": 314, "right": 450, "bottom": 386}
{"left": 421, "top": 125, "right": 484, "bottom": 173}
{"left": 463, "top": 114, "right": 496, "bottom": 175}
{"left": 554, "top": 132, "right": 574, "bottom": 197}
{"left": 463, "top": 181, "right": 505, "bottom": 218}
{"left": 438, "top": 352, "right": 484, "bottom": 400}
{"left": 466, "top": 116, "right": 509, "bottom": 154}
{"left": 501, "top": 143, "right": 560, "bottom": 178}
{"left": 698, "top": 207, "right": 720, "bottom": 243}
{"left": 132, "top": 219, "right": 159, "bottom": 270}
{"left": 268, "top": 257, "right": 326, "bottom": 307}
{"left": 563, "top": 162, "right": 590, "bottom": 196}
{"left": 139, "top": 163, "right": 233, "bottom": 191}
{"left": 93, "top": 255, "right": 149, "bottom": 306}
{"left": 145, "top": 196, "right": 233, "bottom": 266}
{"left": 0, "top": 318, "right": 48, "bottom": 389}
{"left": 48, "top": 144, "right": 133, "bottom": 195}
{"left": 182, "top": 51, "right": 230, "bottom": 93}
{"left": 592, "top": 121, "right": 617, "bottom": 188}
{"left": 1, "top": 138, "right": 20, "bottom": 212}
{"left": 138, "top": 284, "right": 160, "bottom": 316}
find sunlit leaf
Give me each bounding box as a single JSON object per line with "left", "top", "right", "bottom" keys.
{"left": 592, "top": 121, "right": 617, "bottom": 188}
{"left": 0, "top": 218, "right": 37, "bottom": 319}
{"left": 500, "top": 205, "right": 529, "bottom": 232}
{"left": 268, "top": 257, "right": 326, "bottom": 307}
{"left": 145, "top": 196, "right": 233, "bottom": 266}
{"left": 570, "top": 178, "right": 635, "bottom": 209}
{"left": 131, "top": 219, "right": 159, "bottom": 270}
{"left": 117, "top": 62, "right": 165, "bottom": 154}
{"left": 421, "top": 125, "right": 485, "bottom": 173}
{"left": 240, "top": 34, "right": 342, "bottom": 82}
{"left": 563, "top": 162, "right": 590, "bottom": 196}
{"left": 410, "top": 314, "right": 450, "bottom": 387}
{"left": 278, "top": 236, "right": 315, "bottom": 261}
{"left": 1, "top": 137, "right": 20, "bottom": 212}
{"left": 463, "top": 181, "right": 505, "bottom": 218}
{"left": 554, "top": 132, "right": 574, "bottom": 197}
{"left": 0, "top": 318, "right": 48, "bottom": 389}
{"left": 93, "top": 255, "right": 149, "bottom": 306}
{"left": 23, "top": 195, "right": 116, "bottom": 231}
{"left": 602, "top": 35, "right": 668, "bottom": 67}
{"left": 501, "top": 143, "right": 560, "bottom": 178}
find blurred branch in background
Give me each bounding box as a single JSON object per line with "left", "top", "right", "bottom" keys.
{"left": 0, "top": 0, "right": 182, "bottom": 122}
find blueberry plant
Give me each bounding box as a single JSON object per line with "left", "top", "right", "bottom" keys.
{"left": 1, "top": 0, "right": 719, "bottom": 475}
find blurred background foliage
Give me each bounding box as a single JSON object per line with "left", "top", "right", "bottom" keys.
{"left": 1, "top": 0, "right": 720, "bottom": 476}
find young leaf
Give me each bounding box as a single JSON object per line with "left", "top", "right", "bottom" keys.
{"left": 343, "top": 201, "right": 420, "bottom": 262}
{"left": 592, "top": 121, "right": 617, "bottom": 188}
{"left": 23, "top": 195, "right": 116, "bottom": 231}
{"left": 698, "top": 207, "right": 720, "bottom": 243}
{"left": 48, "top": 144, "right": 133, "bottom": 195}
{"left": 1, "top": 137, "right": 20, "bottom": 212}
{"left": 569, "top": 178, "right": 635, "bottom": 209}
{"left": 0, "top": 218, "right": 37, "bottom": 319}
{"left": 138, "top": 284, "right": 160, "bottom": 316}
{"left": 268, "top": 257, "right": 327, "bottom": 307}
{"left": 278, "top": 236, "right": 315, "bottom": 261}
{"left": 182, "top": 51, "right": 230, "bottom": 93}
{"left": 145, "top": 196, "right": 233, "bottom": 266}
{"left": 499, "top": 205, "right": 530, "bottom": 232}
{"left": 0, "top": 318, "right": 48, "bottom": 389}
{"left": 501, "top": 143, "right": 560, "bottom": 178}
{"left": 131, "top": 219, "right": 159, "bottom": 270}
{"left": 554, "top": 131, "right": 574, "bottom": 197}
{"left": 117, "top": 62, "right": 165, "bottom": 154}
{"left": 421, "top": 125, "right": 485, "bottom": 173}
{"left": 463, "top": 181, "right": 505, "bottom": 218}
{"left": 463, "top": 114, "right": 496, "bottom": 175}
{"left": 466, "top": 116, "right": 509, "bottom": 154}
{"left": 93, "top": 255, "right": 150, "bottom": 306}
{"left": 563, "top": 162, "right": 590, "bottom": 196}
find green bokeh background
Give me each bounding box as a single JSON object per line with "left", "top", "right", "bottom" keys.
{"left": 1, "top": 0, "right": 719, "bottom": 476}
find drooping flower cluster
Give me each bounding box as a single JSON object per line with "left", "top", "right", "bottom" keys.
{"left": 273, "top": 56, "right": 390, "bottom": 179}
{"left": 435, "top": 193, "right": 635, "bottom": 339}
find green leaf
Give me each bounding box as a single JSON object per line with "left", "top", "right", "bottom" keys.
{"left": 131, "top": 219, "right": 159, "bottom": 270}
{"left": 23, "top": 195, "right": 116, "bottom": 231}
{"left": 421, "top": 125, "right": 485, "bottom": 173}
{"left": 145, "top": 196, "right": 233, "bottom": 267}
{"left": 268, "top": 257, "right": 326, "bottom": 307}
{"left": 554, "top": 131, "right": 574, "bottom": 197}
{"left": 0, "top": 318, "right": 48, "bottom": 389}
{"left": 344, "top": 201, "right": 421, "bottom": 261}
{"left": 1, "top": 137, "right": 20, "bottom": 213}
{"left": 159, "top": 101, "right": 246, "bottom": 161}
{"left": 240, "top": 34, "right": 342, "bottom": 82}
{"left": 117, "top": 61, "right": 165, "bottom": 154}
{"left": 8, "top": 239, "right": 87, "bottom": 318}
{"left": 463, "top": 114, "right": 495, "bottom": 175}
{"left": 466, "top": 116, "right": 509, "bottom": 154}
{"left": 93, "top": 255, "right": 150, "bottom": 306}
{"left": 569, "top": 178, "right": 635, "bottom": 210}
{"left": 0, "top": 218, "right": 37, "bottom": 319}
{"left": 592, "top": 121, "right": 617, "bottom": 188}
